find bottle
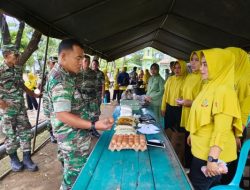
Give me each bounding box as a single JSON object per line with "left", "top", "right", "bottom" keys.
{"left": 103, "top": 94, "right": 107, "bottom": 104}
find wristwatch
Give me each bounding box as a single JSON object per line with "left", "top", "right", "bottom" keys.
{"left": 90, "top": 121, "right": 96, "bottom": 130}
{"left": 207, "top": 156, "right": 218, "bottom": 162}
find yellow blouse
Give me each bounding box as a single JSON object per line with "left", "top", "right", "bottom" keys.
{"left": 191, "top": 114, "right": 237, "bottom": 162}
{"left": 180, "top": 72, "right": 202, "bottom": 128}
{"left": 161, "top": 76, "right": 185, "bottom": 110}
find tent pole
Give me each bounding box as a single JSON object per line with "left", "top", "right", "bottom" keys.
{"left": 32, "top": 35, "right": 50, "bottom": 153}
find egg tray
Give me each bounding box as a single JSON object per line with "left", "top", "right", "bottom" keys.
{"left": 108, "top": 134, "right": 147, "bottom": 152}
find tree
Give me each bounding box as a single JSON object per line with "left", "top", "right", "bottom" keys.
{"left": 0, "top": 13, "right": 42, "bottom": 67}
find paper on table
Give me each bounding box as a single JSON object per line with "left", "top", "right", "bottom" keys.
{"left": 137, "top": 123, "right": 160, "bottom": 134}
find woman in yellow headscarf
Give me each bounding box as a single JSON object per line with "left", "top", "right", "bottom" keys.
{"left": 177, "top": 51, "right": 202, "bottom": 169}
{"left": 161, "top": 60, "right": 187, "bottom": 164}
{"left": 143, "top": 69, "right": 151, "bottom": 91}
{"left": 25, "top": 72, "right": 38, "bottom": 110}
{"left": 226, "top": 47, "right": 250, "bottom": 127}
{"left": 103, "top": 69, "right": 110, "bottom": 103}
{"left": 112, "top": 68, "right": 120, "bottom": 102}
{"left": 187, "top": 48, "right": 242, "bottom": 190}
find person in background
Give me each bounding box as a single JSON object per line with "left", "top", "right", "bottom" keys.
{"left": 165, "top": 68, "right": 170, "bottom": 81}
{"left": 112, "top": 68, "right": 120, "bottom": 102}
{"left": 117, "top": 67, "right": 130, "bottom": 103}
{"left": 25, "top": 72, "right": 39, "bottom": 110}
{"left": 221, "top": 47, "right": 250, "bottom": 184}
{"left": 187, "top": 48, "right": 242, "bottom": 190}
{"left": 178, "top": 51, "right": 202, "bottom": 169}
{"left": 129, "top": 66, "right": 138, "bottom": 85}
{"left": 46, "top": 39, "right": 114, "bottom": 189}
{"left": 76, "top": 55, "right": 100, "bottom": 138}
{"left": 0, "top": 44, "right": 39, "bottom": 172}
{"left": 92, "top": 59, "right": 105, "bottom": 118}
{"left": 145, "top": 63, "right": 165, "bottom": 124}
{"left": 138, "top": 69, "right": 144, "bottom": 82}
{"left": 143, "top": 69, "right": 151, "bottom": 91}
{"left": 103, "top": 68, "right": 110, "bottom": 103}
{"left": 42, "top": 56, "right": 58, "bottom": 143}
{"left": 161, "top": 60, "right": 187, "bottom": 165}
{"left": 169, "top": 61, "right": 176, "bottom": 76}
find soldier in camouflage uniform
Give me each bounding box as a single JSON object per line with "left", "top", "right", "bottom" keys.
{"left": 0, "top": 44, "right": 39, "bottom": 172}
{"left": 92, "top": 59, "right": 105, "bottom": 117}
{"left": 39, "top": 56, "right": 58, "bottom": 143}
{"left": 76, "top": 55, "right": 100, "bottom": 138}
{"left": 46, "top": 39, "right": 113, "bottom": 190}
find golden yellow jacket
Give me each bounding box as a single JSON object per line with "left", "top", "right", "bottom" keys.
{"left": 161, "top": 60, "right": 187, "bottom": 111}
{"left": 226, "top": 47, "right": 250, "bottom": 126}
{"left": 187, "top": 48, "right": 243, "bottom": 162}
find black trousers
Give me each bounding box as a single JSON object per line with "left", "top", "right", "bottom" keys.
{"left": 190, "top": 157, "right": 221, "bottom": 190}
{"left": 184, "top": 131, "right": 193, "bottom": 169}
{"left": 112, "top": 90, "right": 119, "bottom": 101}
{"left": 118, "top": 90, "right": 124, "bottom": 103}
{"left": 104, "top": 90, "right": 110, "bottom": 103}
{"left": 26, "top": 94, "right": 38, "bottom": 110}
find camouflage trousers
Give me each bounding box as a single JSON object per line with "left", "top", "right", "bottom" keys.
{"left": 58, "top": 131, "right": 91, "bottom": 190}
{"left": 0, "top": 105, "right": 33, "bottom": 154}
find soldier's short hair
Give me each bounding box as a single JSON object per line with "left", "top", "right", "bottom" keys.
{"left": 92, "top": 59, "right": 99, "bottom": 65}
{"left": 84, "top": 55, "right": 90, "bottom": 62}
{"left": 58, "top": 39, "right": 84, "bottom": 54}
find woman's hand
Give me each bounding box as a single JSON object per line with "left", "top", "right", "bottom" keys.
{"left": 161, "top": 110, "right": 165, "bottom": 117}
{"left": 206, "top": 161, "right": 220, "bottom": 177}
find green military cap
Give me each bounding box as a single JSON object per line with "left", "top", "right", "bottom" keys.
{"left": 49, "top": 56, "right": 58, "bottom": 63}
{"left": 1, "top": 44, "right": 19, "bottom": 54}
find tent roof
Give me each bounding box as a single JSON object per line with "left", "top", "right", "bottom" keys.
{"left": 1, "top": 0, "right": 250, "bottom": 61}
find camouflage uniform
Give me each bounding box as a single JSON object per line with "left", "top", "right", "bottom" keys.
{"left": 0, "top": 63, "right": 33, "bottom": 154}
{"left": 76, "top": 68, "right": 99, "bottom": 122}
{"left": 95, "top": 69, "right": 105, "bottom": 119}
{"left": 46, "top": 63, "right": 91, "bottom": 190}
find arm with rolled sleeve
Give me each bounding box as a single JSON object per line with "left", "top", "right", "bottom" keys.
{"left": 51, "top": 83, "right": 72, "bottom": 113}
{"left": 209, "top": 113, "right": 233, "bottom": 150}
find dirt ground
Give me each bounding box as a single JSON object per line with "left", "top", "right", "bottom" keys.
{"left": 0, "top": 103, "right": 116, "bottom": 190}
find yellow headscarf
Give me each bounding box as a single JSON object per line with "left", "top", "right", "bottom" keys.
{"left": 181, "top": 52, "right": 202, "bottom": 127}
{"left": 187, "top": 48, "right": 242, "bottom": 136}
{"left": 25, "top": 72, "right": 37, "bottom": 90}
{"left": 103, "top": 69, "right": 110, "bottom": 91}
{"left": 113, "top": 69, "right": 119, "bottom": 90}
{"left": 161, "top": 60, "right": 187, "bottom": 110}
{"left": 226, "top": 47, "right": 250, "bottom": 125}
{"left": 226, "top": 47, "right": 250, "bottom": 84}
{"left": 143, "top": 69, "right": 151, "bottom": 90}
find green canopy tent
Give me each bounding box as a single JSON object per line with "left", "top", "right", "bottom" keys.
{"left": 1, "top": 0, "right": 250, "bottom": 61}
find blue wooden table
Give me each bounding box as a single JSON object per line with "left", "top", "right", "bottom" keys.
{"left": 72, "top": 107, "right": 193, "bottom": 190}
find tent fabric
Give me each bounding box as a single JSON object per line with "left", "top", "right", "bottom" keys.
{"left": 1, "top": 0, "right": 250, "bottom": 61}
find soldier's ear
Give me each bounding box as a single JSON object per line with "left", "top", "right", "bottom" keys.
{"left": 60, "top": 51, "right": 67, "bottom": 62}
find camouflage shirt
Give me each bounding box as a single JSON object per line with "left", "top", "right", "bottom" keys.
{"left": 76, "top": 68, "right": 99, "bottom": 121}
{"left": 46, "top": 63, "right": 87, "bottom": 142}
{"left": 95, "top": 69, "right": 105, "bottom": 94}
{"left": 0, "top": 62, "right": 25, "bottom": 105}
